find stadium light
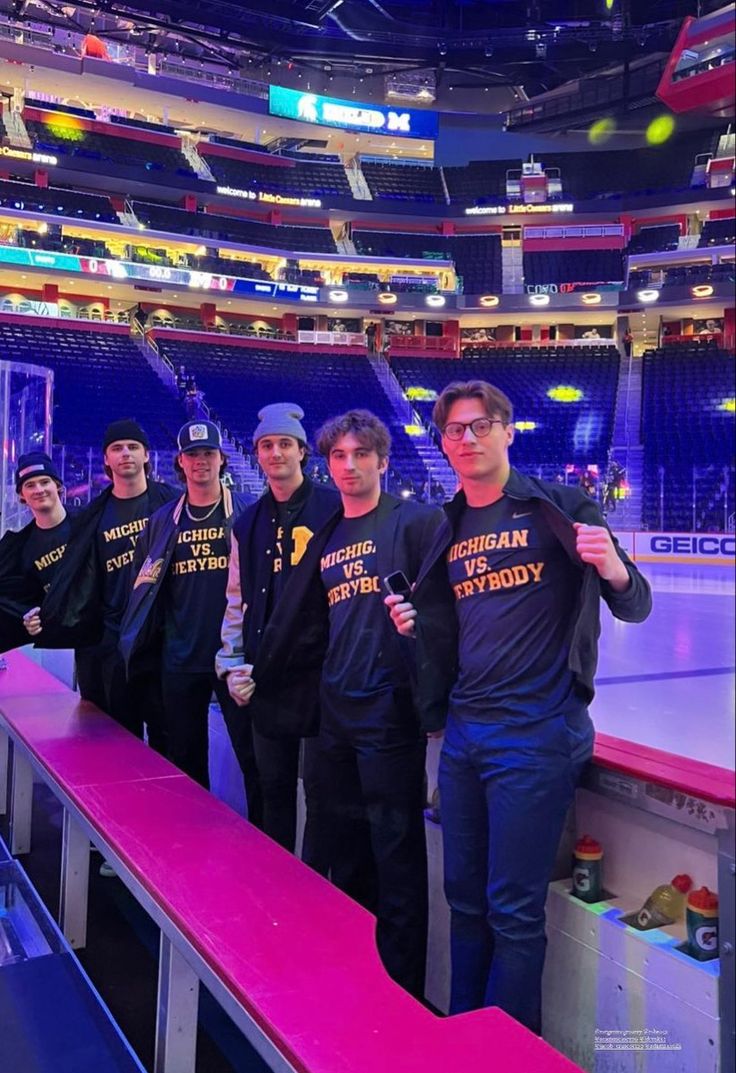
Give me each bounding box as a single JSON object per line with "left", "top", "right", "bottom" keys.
{"left": 529, "top": 293, "right": 550, "bottom": 306}
{"left": 636, "top": 289, "right": 659, "bottom": 303}
{"left": 581, "top": 292, "right": 602, "bottom": 305}
{"left": 479, "top": 294, "right": 500, "bottom": 307}
{"left": 378, "top": 292, "right": 397, "bottom": 305}
{"left": 547, "top": 386, "right": 583, "bottom": 403}
{"left": 329, "top": 289, "right": 349, "bottom": 302}
{"left": 425, "top": 294, "right": 446, "bottom": 308}
{"left": 691, "top": 284, "right": 714, "bottom": 299}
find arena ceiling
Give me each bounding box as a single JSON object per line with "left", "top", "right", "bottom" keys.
{"left": 1, "top": 0, "right": 725, "bottom": 99}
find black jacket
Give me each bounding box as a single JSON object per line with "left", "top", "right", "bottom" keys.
{"left": 216, "top": 477, "right": 340, "bottom": 676}
{"left": 40, "top": 481, "right": 178, "bottom": 648}
{"left": 0, "top": 512, "right": 80, "bottom": 654}
{"left": 249, "top": 493, "right": 443, "bottom": 738}
{"left": 119, "top": 486, "right": 252, "bottom": 673}
{"left": 411, "top": 468, "right": 653, "bottom": 729}
{"left": 0, "top": 521, "right": 41, "bottom": 653}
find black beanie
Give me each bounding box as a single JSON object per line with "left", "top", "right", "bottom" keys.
{"left": 15, "top": 452, "right": 62, "bottom": 493}
{"left": 103, "top": 419, "right": 150, "bottom": 452}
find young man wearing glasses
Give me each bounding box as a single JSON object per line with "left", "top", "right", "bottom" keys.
{"left": 386, "top": 380, "right": 651, "bottom": 1033}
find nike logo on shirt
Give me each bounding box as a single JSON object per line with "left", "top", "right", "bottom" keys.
{"left": 512, "top": 511, "right": 533, "bottom": 519}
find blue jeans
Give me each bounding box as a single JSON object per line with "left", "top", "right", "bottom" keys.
{"left": 438, "top": 708, "right": 594, "bottom": 1032}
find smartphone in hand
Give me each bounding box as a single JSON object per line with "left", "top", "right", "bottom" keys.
{"left": 383, "top": 571, "right": 412, "bottom": 601}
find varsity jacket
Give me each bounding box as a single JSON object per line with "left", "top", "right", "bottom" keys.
{"left": 216, "top": 476, "right": 340, "bottom": 678}
{"left": 119, "top": 485, "right": 252, "bottom": 673}
{"left": 410, "top": 468, "right": 653, "bottom": 731}
{"left": 248, "top": 493, "right": 444, "bottom": 739}
{"left": 40, "top": 480, "right": 177, "bottom": 649}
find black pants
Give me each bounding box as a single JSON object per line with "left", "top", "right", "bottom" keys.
{"left": 315, "top": 687, "right": 428, "bottom": 999}
{"left": 161, "top": 670, "right": 263, "bottom": 828}
{"left": 76, "top": 635, "right": 167, "bottom": 754}
{"left": 252, "top": 731, "right": 328, "bottom": 871}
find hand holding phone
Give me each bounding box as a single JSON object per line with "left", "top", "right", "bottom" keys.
{"left": 383, "top": 571, "right": 412, "bottom": 601}
{"left": 383, "top": 572, "right": 416, "bottom": 636}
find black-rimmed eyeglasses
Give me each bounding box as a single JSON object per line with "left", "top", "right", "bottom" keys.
{"left": 441, "top": 418, "right": 506, "bottom": 441}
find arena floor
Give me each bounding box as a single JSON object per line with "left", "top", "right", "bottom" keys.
{"left": 591, "top": 562, "right": 735, "bottom": 769}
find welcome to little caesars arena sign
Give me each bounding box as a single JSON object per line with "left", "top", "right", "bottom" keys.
{"left": 269, "top": 85, "right": 439, "bottom": 140}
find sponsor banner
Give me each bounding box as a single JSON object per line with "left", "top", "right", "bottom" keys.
{"left": 269, "top": 85, "right": 438, "bottom": 140}
{"left": 0, "top": 144, "right": 58, "bottom": 166}
{"left": 0, "top": 244, "right": 319, "bottom": 303}
{"left": 465, "top": 202, "right": 574, "bottom": 216}
{"left": 633, "top": 531, "right": 735, "bottom": 565}
{"left": 215, "top": 185, "right": 322, "bottom": 208}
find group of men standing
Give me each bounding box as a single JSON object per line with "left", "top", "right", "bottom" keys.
{"left": 0, "top": 380, "right": 651, "bottom": 1033}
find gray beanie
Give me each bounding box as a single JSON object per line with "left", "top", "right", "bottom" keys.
{"left": 253, "top": 403, "right": 307, "bottom": 446}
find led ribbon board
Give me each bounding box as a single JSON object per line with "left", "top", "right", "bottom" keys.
{"left": 269, "top": 85, "right": 438, "bottom": 140}
{"left": 0, "top": 245, "right": 320, "bottom": 302}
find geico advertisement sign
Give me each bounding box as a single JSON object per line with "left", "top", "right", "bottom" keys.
{"left": 634, "top": 532, "right": 735, "bottom": 563}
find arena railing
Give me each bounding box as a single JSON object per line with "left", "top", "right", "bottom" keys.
{"left": 0, "top": 650, "right": 583, "bottom": 1073}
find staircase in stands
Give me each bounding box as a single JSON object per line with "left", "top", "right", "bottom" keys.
{"left": 367, "top": 354, "right": 457, "bottom": 496}
{"left": 501, "top": 241, "right": 524, "bottom": 294}
{"left": 610, "top": 349, "right": 644, "bottom": 530}
{"left": 343, "top": 157, "right": 373, "bottom": 200}
{"left": 181, "top": 135, "right": 217, "bottom": 181}
{"left": 133, "top": 327, "right": 264, "bottom": 496}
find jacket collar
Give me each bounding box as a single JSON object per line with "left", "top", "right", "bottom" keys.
{"left": 266, "top": 473, "right": 312, "bottom": 512}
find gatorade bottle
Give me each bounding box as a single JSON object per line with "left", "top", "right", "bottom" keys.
{"left": 686, "top": 887, "right": 719, "bottom": 961}
{"left": 635, "top": 874, "right": 692, "bottom": 929}
{"left": 572, "top": 835, "right": 603, "bottom": 903}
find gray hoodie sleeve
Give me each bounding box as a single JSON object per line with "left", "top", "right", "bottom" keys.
{"left": 215, "top": 534, "right": 247, "bottom": 677}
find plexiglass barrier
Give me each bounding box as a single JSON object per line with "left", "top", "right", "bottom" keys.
{"left": 0, "top": 361, "right": 53, "bottom": 538}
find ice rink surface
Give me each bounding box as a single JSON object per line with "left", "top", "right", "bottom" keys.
{"left": 591, "top": 562, "right": 735, "bottom": 770}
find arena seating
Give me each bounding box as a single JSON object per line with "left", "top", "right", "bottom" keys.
{"left": 0, "top": 179, "right": 118, "bottom": 222}
{"left": 362, "top": 162, "right": 446, "bottom": 204}
{"left": 351, "top": 230, "right": 503, "bottom": 293}
{"left": 133, "top": 200, "right": 336, "bottom": 252}
{"left": 353, "top": 229, "right": 451, "bottom": 259}
{"left": 444, "top": 159, "right": 519, "bottom": 203}
{"left": 452, "top": 234, "right": 503, "bottom": 294}
{"left": 699, "top": 217, "right": 736, "bottom": 247}
{"left": 642, "top": 345, "right": 735, "bottom": 531}
{"left": 202, "top": 151, "right": 352, "bottom": 198}
{"left": 538, "top": 132, "right": 718, "bottom": 200}
{"left": 523, "top": 250, "right": 624, "bottom": 287}
{"left": 392, "top": 347, "right": 620, "bottom": 468}
{"left": 661, "top": 261, "right": 735, "bottom": 288}
{"left": 627, "top": 224, "right": 681, "bottom": 255}
{"left": 27, "top": 119, "right": 196, "bottom": 178}
{"left": 0, "top": 321, "right": 185, "bottom": 449}
{"left": 153, "top": 340, "right": 428, "bottom": 487}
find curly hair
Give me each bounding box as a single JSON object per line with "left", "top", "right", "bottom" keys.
{"left": 315, "top": 409, "right": 391, "bottom": 460}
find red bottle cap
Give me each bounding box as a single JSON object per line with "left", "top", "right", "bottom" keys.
{"left": 671, "top": 874, "right": 693, "bottom": 894}
{"left": 688, "top": 886, "right": 719, "bottom": 911}
{"left": 575, "top": 834, "right": 602, "bottom": 854}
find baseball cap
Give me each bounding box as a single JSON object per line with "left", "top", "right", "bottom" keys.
{"left": 177, "top": 420, "right": 223, "bottom": 453}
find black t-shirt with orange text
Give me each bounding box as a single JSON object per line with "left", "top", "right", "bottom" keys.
{"left": 447, "top": 496, "right": 584, "bottom": 723}
{"left": 320, "top": 509, "right": 408, "bottom": 699}
{"left": 96, "top": 491, "right": 152, "bottom": 631}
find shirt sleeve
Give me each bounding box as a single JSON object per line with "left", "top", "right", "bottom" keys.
{"left": 215, "top": 534, "right": 247, "bottom": 677}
